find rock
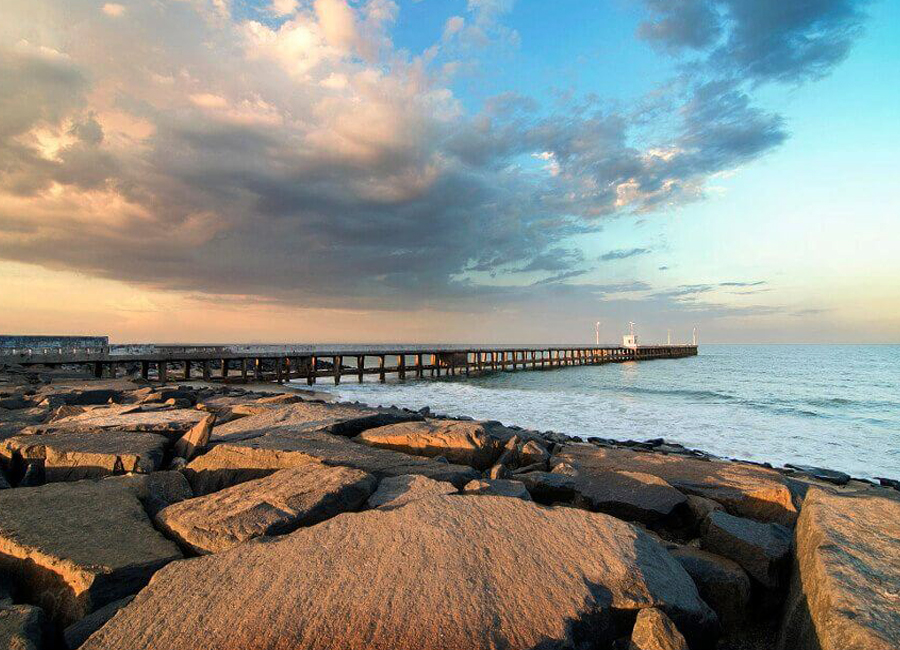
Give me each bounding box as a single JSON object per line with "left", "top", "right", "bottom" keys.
{"left": 0, "top": 468, "right": 9, "bottom": 490}
{"left": 210, "top": 402, "right": 420, "bottom": 444}
{"left": 0, "top": 604, "right": 47, "bottom": 650}
{"left": 785, "top": 464, "right": 851, "bottom": 486}
{"left": 629, "top": 608, "right": 689, "bottom": 650}
{"left": 778, "top": 488, "right": 900, "bottom": 650}
{"left": 0, "top": 479, "right": 182, "bottom": 625}
{"left": 163, "top": 398, "right": 192, "bottom": 409}
{"left": 254, "top": 393, "right": 305, "bottom": 405}
{"left": 137, "top": 389, "right": 197, "bottom": 405}
{"left": 669, "top": 547, "right": 751, "bottom": 628}
{"left": 17, "top": 463, "right": 44, "bottom": 487}
{"left": 156, "top": 465, "right": 376, "bottom": 554}
{"left": 80, "top": 495, "right": 717, "bottom": 650}
{"left": 556, "top": 445, "right": 798, "bottom": 526}
{"left": 354, "top": 420, "right": 502, "bottom": 470}
{"left": 516, "top": 469, "right": 686, "bottom": 526}
{"left": 495, "top": 435, "right": 519, "bottom": 468}
{"left": 0, "top": 572, "right": 12, "bottom": 605}
{"left": 701, "top": 510, "right": 791, "bottom": 590}
{"left": 26, "top": 406, "right": 208, "bottom": 440}
{"left": 109, "top": 471, "right": 193, "bottom": 517}
{"left": 367, "top": 474, "right": 457, "bottom": 509}
{"left": 0, "top": 396, "right": 30, "bottom": 410}
{"left": 172, "top": 414, "right": 215, "bottom": 460}
{"left": 49, "top": 405, "right": 88, "bottom": 422}
{"left": 463, "top": 479, "right": 532, "bottom": 500}
{"left": 63, "top": 596, "right": 134, "bottom": 650}
{"left": 684, "top": 495, "right": 723, "bottom": 528}
{"left": 185, "top": 429, "right": 479, "bottom": 495}
{"left": 487, "top": 463, "right": 509, "bottom": 479}
{"left": 519, "top": 440, "right": 550, "bottom": 465}
{"left": 1, "top": 431, "right": 168, "bottom": 482}
{"left": 63, "top": 390, "right": 122, "bottom": 407}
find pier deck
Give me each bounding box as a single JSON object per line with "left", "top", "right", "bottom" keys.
{"left": 1, "top": 344, "right": 697, "bottom": 384}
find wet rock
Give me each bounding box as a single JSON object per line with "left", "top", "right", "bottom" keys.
{"left": 63, "top": 596, "right": 134, "bottom": 650}
{"left": 156, "top": 465, "right": 376, "bottom": 554}
{"left": 1, "top": 431, "right": 168, "bottom": 482}
{"left": 556, "top": 445, "right": 798, "bottom": 526}
{"left": 629, "top": 608, "right": 689, "bottom": 650}
{"left": 80, "top": 495, "right": 717, "bottom": 650}
{"left": 785, "top": 464, "right": 851, "bottom": 486}
{"left": 210, "top": 402, "right": 420, "bottom": 444}
{"left": 172, "top": 414, "right": 215, "bottom": 460}
{"left": 701, "top": 510, "right": 791, "bottom": 590}
{"left": 354, "top": 420, "right": 503, "bottom": 470}
{"left": 669, "top": 547, "right": 751, "bottom": 628}
{"left": 0, "top": 604, "right": 48, "bottom": 650}
{"left": 367, "top": 474, "right": 457, "bottom": 509}
{"left": 0, "top": 479, "right": 182, "bottom": 626}
{"left": 778, "top": 488, "right": 900, "bottom": 650}
{"left": 185, "top": 429, "right": 479, "bottom": 495}
{"left": 463, "top": 479, "right": 532, "bottom": 500}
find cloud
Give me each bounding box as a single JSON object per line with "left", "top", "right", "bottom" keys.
{"left": 102, "top": 3, "right": 125, "bottom": 18}
{"left": 0, "top": 0, "right": 866, "bottom": 322}
{"left": 600, "top": 248, "right": 651, "bottom": 261}
{"left": 719, "top": 280, "right": 766, "bottom": 287}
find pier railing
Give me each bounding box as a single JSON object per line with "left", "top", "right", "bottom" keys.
{"left": 2, "top": 344, "right": 697, "bottom": 384}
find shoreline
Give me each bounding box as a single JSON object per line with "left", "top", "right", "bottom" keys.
{"left": 0, "top": 368, "right": 898, "bottom": 649}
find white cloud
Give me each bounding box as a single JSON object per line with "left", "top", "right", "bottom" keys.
{"left": 102, "top": 3, "right": 125, "bottom": 17}
{"left": 270, "top": 0, "right": 297, "bottom": 17}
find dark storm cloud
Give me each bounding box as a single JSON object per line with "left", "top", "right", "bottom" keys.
{"left": 599, "top": 247, "right": 651, "bottom": 262}
{"left": 638, "top": 0, "right": 867, "bottom": 83}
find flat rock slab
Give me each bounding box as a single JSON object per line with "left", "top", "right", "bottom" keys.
{"left": 517, "top": 469, "right": 686, "bottom": 526}
{"left": 701, "top": 510, "right": 791, "bottom": 590}
{"left": 0, "top": 604, "right": 47, "bottom": 650}
{"left": 355, "top": 420, "right": 502, "bottom": 470}
{"left": 0, "top": 408, "right": 48, "bottom": 442}
{"left": 156, "top": 465, "right": 376, "bottom": 554}
{"left": 210, "top": 402, "right": 420, "bottom": 444}
{"left": 367, "top": 474, "right": 457, "bottom": 509}
{"left": 25, "top": 406, "right": 207, "bottom": 440}
{"left": 779, "top": 488, "right": 900, "bottom": 650}
{"left": 185, "top": 430, "right": 479, "bottom": 495}
{"left": 82, "top": 495, "right": 717, "bottom": 650}
{"left": 1, "top": 431, "right": 168, "bottom": 482}
{"left": 463, "top": 478, "right": 532, "bottom": 500}
{"left": 0, "top": 479, "right": 182, "bottom": 626}
{"left": 556, "top": 445, "right": 798, "bottom": 526}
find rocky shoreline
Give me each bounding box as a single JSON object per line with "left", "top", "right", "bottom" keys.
{"left": 0, "top": 364, "right": 898, "bottom": 650}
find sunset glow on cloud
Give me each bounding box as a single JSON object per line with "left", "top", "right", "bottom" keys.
{"left": 1, "top": 0, "right": 897, "bottom": 343}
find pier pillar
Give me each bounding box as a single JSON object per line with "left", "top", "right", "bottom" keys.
{"left": 432, "top": 354, "right": 438, "bottom": 377}
{"left": 416, "top": 354, "right": 423, "bottom": 378}
{"left": 241, "top": 358, "right": 248, "bottom": 383}
{"left": 221, "top": 360, "right": 229, "bottom": 378}
{"left": 141, "top": 361, "right": 150, "bottom": 380}
{"left": 334, "top": 356, "right": 342, "bottom": 385}
{"left": 275, "top": 359, "right": 283, "bottom": 384}
{"left": 107, "top": 362, "right": 116, "bottom": 379}
{"left": 378, "top": 356, "right": 386, "bottom": 383}
{"left": 203, "top": 360, "right": 211, "bottom": 382}
{"left": 158, "top": 361, "right": 168, "bottom": 383}
{"left": 307, "top": 356, "right": 317, "bottom": 385}
{"left": 358, "top": 356, "right": 365, "bottom": 383}
{"left": 397, "top": 355, "right": 405, "bottom": 381}
{"left": 184, "top": 361, "right": 191, "bottom": 380}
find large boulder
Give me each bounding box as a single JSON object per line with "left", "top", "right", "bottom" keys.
{"left": 517, "top": 469, "right": 686, "bottom": 526}
{"left": 0, "top": 604, "right": 47, "bottom": 650}
{"left": 63, "top": 596, "right": 134, "bottom": 650}
{"left": 556, "top": 445, "right": 798, "bottom": 526}
{"left": 184, "top": 429, "right": 479, "bottom": 495}
{"left": 778, "top": 488, "right": 900, "bottom": 650}
{"left": 0, "top": 431, "right": 168, "bottom": 482}
{"left": 462, "top": 479, "right": 532, "bottom": 501}
{"left": 669, "top": 547, "right": 751, "bottom": 628}
{"left": 24, "top": 406, "right": 207, "bottom": 440}
{"left": 172, "top": 414, "right": 215, "bottom": 460}
{"left": 0, "top": 479, "right": 182, "bottom": 626}
{"left": 155, "top": 465, "right": 376, "bottom": 554}
{"left": 629, "top": 607, "right": 689, "bottom": 650}
{"left": 354, "top": 420, "right": 502, "bottom": 470}
{"left": 82, "top": 495, "right": 717, "bottom": 650}
{"left": 210, "top": 402, "right": 420, "bottom": 444}
{"left": 701, "top": 510, "right": 791, "bottom": 590}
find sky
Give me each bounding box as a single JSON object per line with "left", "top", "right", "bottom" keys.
{"left": 0, "top": 0, "right": 897, "bottom": 344}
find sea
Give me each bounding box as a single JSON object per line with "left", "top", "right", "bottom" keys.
{"left": 292, "top": 344, "right": 900, "bottom": 481}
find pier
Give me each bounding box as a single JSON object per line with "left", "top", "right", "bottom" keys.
{"left": 1, "top": 344, "right": 697, "bottom": 384}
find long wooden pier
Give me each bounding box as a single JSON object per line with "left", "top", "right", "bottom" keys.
{"left": 2, "top": 344, "right": 697, "bottom": 385}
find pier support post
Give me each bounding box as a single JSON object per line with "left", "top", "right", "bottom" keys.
{"left": 203, "top": 360, "right": 211, "bottom": 382}
{"left": 397, "top": 355, "right": 405, "bottom": 381}
{"left": 184, "top": 361, "right": 191, "bottom": 380}
{"left": 415, "top": 354, "right": 423, "bottom": 378}
{"left": 221, "top": 360, "right": 229, "bottom": 378}
{"left": 334, "top": 356, "right": 342, "bottom": 385}
{"left": 141, "top": 361, "right": 150, "bottom": 380}
{"left": 241, "top": 358, "right": 248, "bottom": 383}
{"left": 378, "top": 355, "right": 386, "bottom": 383}
{"left": 307, "top": 356, "right": 317, "bottom": 385}
{"left": 158, "top": 361, "right": 168, "bottom": 383}
{"left": 357, "top": 356, "right": 365, "bottom": 383}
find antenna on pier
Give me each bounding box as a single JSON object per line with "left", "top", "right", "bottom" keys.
{"left": 667, "top": 329, "right": 671, "bottom": 345}
{"left": 692, "top": 327, "right": 697, "bottom": 346}
{"left": 594, "top": 321, "right": 601, "bottom": 346}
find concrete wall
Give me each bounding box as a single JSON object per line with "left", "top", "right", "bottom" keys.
{"left": 0, "top": 335, "right": 109, "bottom": 350}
